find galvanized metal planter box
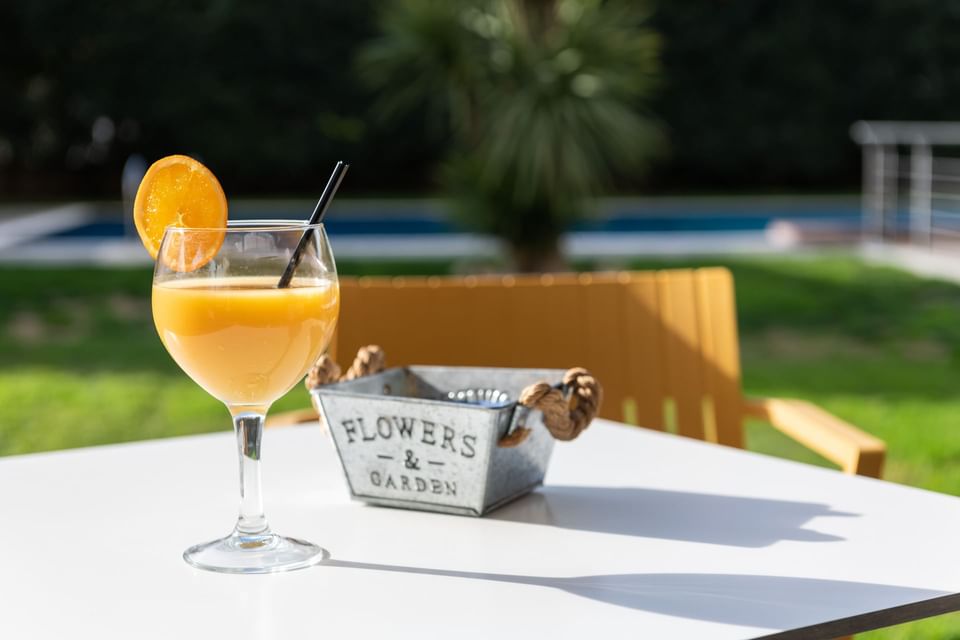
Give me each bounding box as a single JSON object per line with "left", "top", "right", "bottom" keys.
{"left": 311, "top": 366, "right": 565, "bottom": 516}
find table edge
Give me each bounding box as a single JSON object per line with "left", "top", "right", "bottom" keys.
{"left": 756, "top": 592, "right": 960, "bottom": 640}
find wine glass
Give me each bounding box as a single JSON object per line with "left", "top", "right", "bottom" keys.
{"left": 152, "top": 220, "right": 339, "bottom": 573}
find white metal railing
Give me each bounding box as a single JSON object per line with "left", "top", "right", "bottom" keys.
{"left": 850, "top": 121, "right": 960, "bottom": 245}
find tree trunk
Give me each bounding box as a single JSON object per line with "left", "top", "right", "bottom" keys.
{"left": 509, "top": 239, "right": 567, "bottom": 273}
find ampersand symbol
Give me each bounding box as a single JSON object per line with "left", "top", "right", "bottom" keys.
{"left": 404, "top": 449, "right": 420, "bottom": 470}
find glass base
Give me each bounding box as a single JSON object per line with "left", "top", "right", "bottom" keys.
{"left": 183, "top": 531, "right": 327, "bottom": 574}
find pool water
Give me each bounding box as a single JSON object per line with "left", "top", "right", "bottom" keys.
{"left": 50, "top": 200, "right": 863, "bottom": 239}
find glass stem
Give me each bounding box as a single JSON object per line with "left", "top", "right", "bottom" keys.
{"left": 232, "top": 411, "right": 270, "bottom": 537}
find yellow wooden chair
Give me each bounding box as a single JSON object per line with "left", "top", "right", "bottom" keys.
{"left": 276, "top": 268, "right": 885, "bottom": 478}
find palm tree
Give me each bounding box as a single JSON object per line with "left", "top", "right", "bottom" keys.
{"left": 360, "top": 0, "right": 660, "bottom": 271}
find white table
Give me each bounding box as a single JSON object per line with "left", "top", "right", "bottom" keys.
{"left": 2, "top": 420, "right": 959, "bottom": 639}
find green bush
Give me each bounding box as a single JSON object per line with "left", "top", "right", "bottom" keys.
{"left": 651, "top": 1, "right": 960, "bottom": 189}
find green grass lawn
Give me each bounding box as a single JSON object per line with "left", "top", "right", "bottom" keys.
{"left": 2, "top": 255, "right": 959, "bottom": 638}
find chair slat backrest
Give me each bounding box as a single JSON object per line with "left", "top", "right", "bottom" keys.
{"left": 658, "top": 270, "right": 707, "bottom": 441}
{"left": 697, "top": 268, "right": 744, "bottom": 448}
{"left": 333, "top": 268, "right": 744, "bottom": 447}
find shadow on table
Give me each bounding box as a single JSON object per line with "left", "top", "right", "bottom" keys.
{"left": 325, "top": 559, "right": 949, "bottom": 631}
{"left": 487, "top": 485, "right": 856, "bottom": 547}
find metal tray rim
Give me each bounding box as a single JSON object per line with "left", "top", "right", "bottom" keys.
{"left": 310, "top": 365, "right": 567, "bottom": 412}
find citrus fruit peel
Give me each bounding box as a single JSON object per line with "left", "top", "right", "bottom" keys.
{"left": 133, "top": 154, "right": 228, "bottom": 272}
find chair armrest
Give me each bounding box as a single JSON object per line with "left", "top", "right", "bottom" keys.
{"left": 743, "top": 397, "right": 886, "bottom": 478}
{"left": 264, "top": 408, "right": 319, "bottom": 429}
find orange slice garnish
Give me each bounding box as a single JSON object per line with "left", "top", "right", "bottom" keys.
{"left": 133, "top": 154, "right": 228, "bottom": 271}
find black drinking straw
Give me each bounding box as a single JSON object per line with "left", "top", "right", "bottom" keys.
{"left": 277, "top": 161, "right": 349, "bottom": 288}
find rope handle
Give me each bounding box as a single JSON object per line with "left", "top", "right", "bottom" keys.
{"left": 305, "top": 346, "right": 386, "bottom": 432}
{"left": 500, "top": 367, "right": 603, "bottom": 447}
{"left": 305, "top": 345, "right": 386, "bottom": 389}
{"left": 305, "top": 347, "right": 602, "bottom": 444}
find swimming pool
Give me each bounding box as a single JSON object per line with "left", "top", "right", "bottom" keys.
{"left": 0, "top": 196, "right": 868, "bottom": 265}
{"left": 48, "top": 197, "right": 863, "bottom": 239}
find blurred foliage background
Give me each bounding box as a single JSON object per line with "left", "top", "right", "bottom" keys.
{"left": 5, "top": 0, "right": 960, "bottom": 199}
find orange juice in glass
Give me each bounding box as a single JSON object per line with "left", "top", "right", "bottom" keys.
{"left": 152, "top": 221, "right": 338, "bottom": 573}
{"left": 152, "top": 275, "right": 339, "bottom": 411}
